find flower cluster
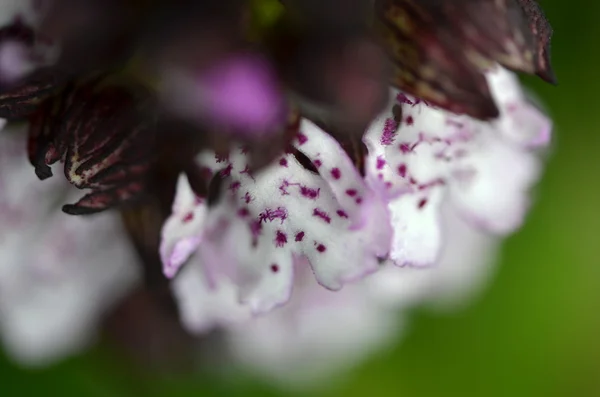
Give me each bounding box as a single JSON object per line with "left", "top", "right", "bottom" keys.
{"left": 0, "top": 0, "right": 554, "bottom": 385}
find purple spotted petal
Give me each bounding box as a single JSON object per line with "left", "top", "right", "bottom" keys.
{"left": 364, "top": 66, "right": 551, "bottom": 266}
{"left": 160, "top": 120, "right": 393, "bottom": 314}
{"left": 160, "top": 174, "right": 208, "bottom": 278}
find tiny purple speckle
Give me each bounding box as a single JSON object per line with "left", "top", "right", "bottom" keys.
{"left": 376, "top": 156, "right": 386, "bottom": 170}
{"left": 312, "top": 208, "right": 331, "bottom": 224}
{"left": 346, "top": 189, "right": 357, "bottom": 197}
{"left": 229, "top": 181, "right": 241, "bottom": 192}
{"left": 397, "top": 93, "right": 414, "bottom": 105}
{"left": 381, "top": 118, "right": 397, "bottom": 146}
{"left": 405, "top": 115, "right": 414, "bottom": 125}
{"left": 237, "top": 207, "right": 250, "bottom": 217}
{"left": 300, "top": 185, "right": 320, "bottom": 199}
{"left": 182, "top": 212, "right": 194, "bottom": 223}
{"left": 398, "top": 164, "right": 407, "bottom": 178}
{"left": 418, "top": 198, "right": 428, "bottom": 209}
{"left": 297, "top": 132, "right": 308, "bottom": 145}
{"left": 220, "top": 164, "right": 233, "bottom": 177}
{"left": 336, "top": 210, "right": 349, "bottom": 218}
{"left": 313, "top": 159, "right": 322, "bottom": 168}
{"left": 316, "top": 243, "right": 327, "bottom": 253}
{"left": 271, "top": 264, "right": 280, "bottom": 273}
{"left": 279, "top": 158, "right": 288, "bottom": 167}
{"left": 259, "top": 207, "right": 288, "bottom": 224}
{"left": 331, "top": 168, "right": 341, "bottom": 180}
{"left": 275, "top": 230, "right": 288, "bottom": 247}
{"left": 295, "top": 231, "right": 305, "bottom": 242}
{"left": 399, "top": 143, "right": 411, "bottom": 153}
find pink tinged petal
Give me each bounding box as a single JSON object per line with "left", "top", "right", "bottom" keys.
{"left": 159, "top": 174, "right": 208, "bottom": 278}
{"left": 487, "top": 67, "right": 552, "bottom": 148}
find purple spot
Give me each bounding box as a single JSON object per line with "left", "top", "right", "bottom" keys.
{"left": 275, "top": 230, "right": 288, "bottom": 247}
{"left": 300, "top": 185, "right": 320, "bottom": 199}
{"left": 271, "top": 264, "right": 279, "bottom": 273}
{"left": 279, "top": 180, "right": 291, "bottom": 196}
{"left": 312, "top": 208, "right": 331, "bottom": 224}
{"left": 381, "top": 118, "right": 397, "bottom": 145}
{"left": 240, "top": 165, "right": 255, "bottom": 180}
{"left": 295, "top": 231, "right": 305, "bottom": 242}
{"left": 355, "top": 197, "right": 363, "bottom": 205}
{"left": 398, "top": 164, "right": 407, "bottom": 178}
{"left": 396, "top": 93, "right": 414, "bottom": 105}
{"left": 315, "top": 243, "right": 327, "bottom": 253}
{"left": 244, "top": 192, "right": 253, "bottom": 203}
{"left": 418, "top": 198, "right": 428, "bottom": 209}
{"left": 182, "top": 212, "right": 194, "bottom": 223}
{"left": 376, "top": 156, "right": 386, "bottom": 170}
{"left": 346, "top": 189, "right": 357, "bottom": 197}
{"left": 297, "top": 132, "right": 308, "bottom": 145}
{"left": 313, "top": 159, "right": 322, "bottom": 168}
{"left": 336, "top": 210, "right": 349, "bottom": 218}
{"left": 220, "top": 164, "right": 233, "bottom": 177}
{"left": 237, "top": 207, "right": 250, "bottom": 218}
{"left": 331, "top": 168, "right": 341, "bottom": 180}
{"left": 229, "top": 181, "right": 241, "bottom": 192}
{"left": 259, "top": 207, "right": 288, "bottom": 224}
{"left": 399, "top": 143, "right": 411, "bottom": 153}
{"left": 405, "top": 115, "right": 414, "bottom": 126}
{"left": 279, "top": 158, "right": 288, "bottom": 167}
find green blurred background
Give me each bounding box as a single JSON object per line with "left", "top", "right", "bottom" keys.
{"left": 2, "top": 0, "right": 599, "bottom": 395}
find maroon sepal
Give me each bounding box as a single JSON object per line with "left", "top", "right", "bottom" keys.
{"left": 374, "top": 0, "right": 555, "bottom": 119}
{"left": 28, "top": 77, "right": 157, "bottom": 215}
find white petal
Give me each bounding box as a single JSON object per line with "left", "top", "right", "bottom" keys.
{"left": 159, "top": 174, "right": 208, "bottom": 278}
{"left": 0, "top": 126, "right": 140, "bottom": 365}
{"left": 488, "top": 67, "right": 552, "bottom": 148}
{"left": 165, "top": 119, "right": 392, "bottom": 320}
